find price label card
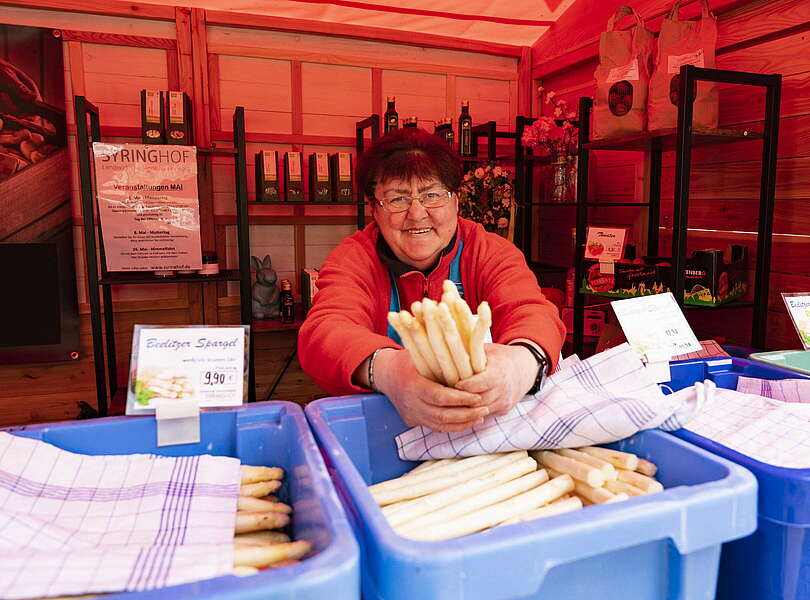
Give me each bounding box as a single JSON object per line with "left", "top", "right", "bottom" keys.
{"left": 585, "top": 226, "right": 627, "bottom": 260}
{"left": 611, "top": 292, "right": 701, "bottom": 359}
{"left": 126, "top": 325, "right": 250, "bottom": 415}
{"left": 782, "top": 292, "right": 810, "bottom": 350}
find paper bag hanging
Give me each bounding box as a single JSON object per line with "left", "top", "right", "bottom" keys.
{"left": 592, "top": 6, "right": 654, "bottom": 140}
{"left": 648, "top": 0, "right": 719, "bottom": 131}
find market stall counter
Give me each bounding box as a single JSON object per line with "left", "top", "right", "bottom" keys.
{"left": 667, "top": 357, "right": 810, "bottom": 600}
{"left": 1, "top": 401, "right": 359, "bottom": 600}
{"left": 305, "top": 393, "right": 757, "bottom": 600}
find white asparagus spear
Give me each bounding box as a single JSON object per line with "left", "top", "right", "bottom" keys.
{"left": 240, "top": 480, "right": 282, "bottom": 497}
{"left": 235, "top": 531, "right": 291, "bottom": 543}
{"left": 235, "top": 510, "right": 290, "bottom": 533}
{"left": 554, "top": 448, "right": 617, "bottom": 481}
{"left": 398, "top": 469, "right": 549, "bottom": 533}
{"left": 404, "top": 458, "right": 457, "bottom": 477}
{"left": 388, "top": 312, "right": 439, "bottom": 380}
{"left": 370, "top": 454, "right": 500, "bottom": 496}
{"left": 605, "top": 479, "right": 646, "bottom": 497}
{"left": 422, "top": 299, "right": 461, "bottom": 385}
{"left": 578, "top": 446, "right": 639, "bottom": 471}
{"left": 546, "top": 467, "right": 625, "bottom": 505}
{"left": 410, "top": 300, "right": 424, "bottom": 321}
{"left": 616, "top": 469, "right": 664, "bottom": 494}
{"left": 536, "top": 451, "right": 606, "bottom": 488}
{"left": 401, "top": 474, "right": 574, "bottom": 541}
{"left": 240, "top": 465, "right": 284, "bottom": 485}
{"left": 232, "top": 566, "right": 260, "bottom": 576}
{"left": 500, "top": 495, "right": 583, "bottom": 525}
{"left": 233, "top": 540, "right": 311, "bottom": 568}
{"left": 440, "top": 281, "right": 471, "bottom": 349}
{"left": 372, "top": 452, "right": 528, "bottom": 506}
{"left": 635, "top": 457, "right": 659, "bottom": 477}
{"left": 401, "top": 311, "right": 443, "bottom": 383}
{"left": 469, "top": 302, "right": 491, "bottom": 373}
{"left": 387, "top": 455, "right": 538, "bottom": 528}
{"left": 237, "top": 496, "right": 292, "bottom": 513}
{"left": 452, "top": 297, "right": 475, "bottom": 351}
{"left": 436, "top": 302, "right": 474, "bottom": 379}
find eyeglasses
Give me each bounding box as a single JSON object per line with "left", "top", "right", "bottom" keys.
{"left": 375, "top": 190, "right": 453, "bottom": 213}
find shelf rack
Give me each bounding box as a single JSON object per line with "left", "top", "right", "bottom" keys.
{"left": 570, "top": 65, "right": 782, "bottom": 356}
{"left": 74, "top": 97, "right": 254, "bottom": 415}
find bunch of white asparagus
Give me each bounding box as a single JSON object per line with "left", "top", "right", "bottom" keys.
{"left": 370, "top": 447, "right": 662, "bottom": 542}
{"left": 232, "top": 464, "right": 312, "bottom": 575}
{"left": 387, "top": 281, "right": 491, "bottom": 385}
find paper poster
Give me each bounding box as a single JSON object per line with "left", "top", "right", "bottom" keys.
{"left": 782, "top": 293, "right": 810, "bottom": 350}
{"left": 585, "top": 226, "right": 627, "bottom": 260}
{"left": 611, "top": 292, "right": 701, "bottom": 358}
{"left": 126, "top": 325, "right": 249, "bottom": 414}
{"left": 92, "top": 143, "right": 202, "bottom": 271}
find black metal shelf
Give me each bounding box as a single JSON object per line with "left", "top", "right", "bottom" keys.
{"left": 99, "top": 269, "right": 242, "bottom": 285}
{"left": 248, "top": 200, "right": 363, "bottom": 206}
{"left": 74, "top": 98, "right": 255, "bottom": 415}
{"left": 580, "top": 290, "right": 755, "bottom": 312}
{"left": 531, "top": 202, "right": 651, "bottom": 207}
{"left": 567, "top": 65, "right": 781, "bottom": 356}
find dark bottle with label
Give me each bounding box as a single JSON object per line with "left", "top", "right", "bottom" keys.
{"left": 445, "top": 117, "right": 455, "bottom": 148}
{"left": 403, "top": 116, "right": 418, "bottom": 128}
{"left": 433, "top": 119, "right": 445, "bottom": 138}
{"left": 384, "top": 96, "right": 399, "bottom": 133}
{"left": 280, "top": 279, "right": 295, "bottom": 324}
{"left": 459, "top": 100, "right": 474, "bottom": 157}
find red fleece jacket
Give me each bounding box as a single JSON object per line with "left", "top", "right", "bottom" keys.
{"left": 298, "top": 218, "right": 566, "bottom": 396}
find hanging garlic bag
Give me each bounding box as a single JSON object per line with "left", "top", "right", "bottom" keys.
{"left": 648, "top": 0, "right": 719, "bottom": 131}
{"left": 592, "top": 6, "right": 654, "bottom": 140}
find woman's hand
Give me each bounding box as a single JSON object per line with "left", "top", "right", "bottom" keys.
{"left": 373, "top": 349, "right": 489, "bottom": 432}
{"left": 454, "top": 344, "right": 539, "bottom": 417}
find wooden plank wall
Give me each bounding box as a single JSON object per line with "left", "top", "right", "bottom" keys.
{"left": 531, "top": 0, "right": 810, "bottom": 350}
{"left": 0, "top": 3, "right": 520, "bottom": 425}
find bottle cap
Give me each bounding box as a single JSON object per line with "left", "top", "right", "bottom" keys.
{"left": 462, "top": 100, "right": 469, "bottom": 107}
{"left": 387, "top": 95, "right": 396, "bottom": 102}
{"left": 281, "top": 279, "right": 292, "bottom": 291}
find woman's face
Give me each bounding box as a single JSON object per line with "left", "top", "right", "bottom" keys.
{"left": 373, "top": 175, "right": 459, "bottom": 271}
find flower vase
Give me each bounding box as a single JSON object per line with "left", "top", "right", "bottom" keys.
{"left": 548, "top": 153, "right": 576, "bottom": 204}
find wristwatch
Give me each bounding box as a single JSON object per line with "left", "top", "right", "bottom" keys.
{"left": 509, "top": 342, "right": 548, "bottom": 395}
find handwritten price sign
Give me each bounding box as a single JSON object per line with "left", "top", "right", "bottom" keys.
{"left": 611, "top": 293, "right": 701, "bottom": 358}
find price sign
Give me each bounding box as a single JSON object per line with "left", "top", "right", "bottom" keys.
{"left": 126, "top": 325, "right": 249, "bottom": 415}
{"left": 782, "top": 292, "right": 810, "bottom": 350}
{"left": 611, "top": 292, "right": 701, "bottom": 358}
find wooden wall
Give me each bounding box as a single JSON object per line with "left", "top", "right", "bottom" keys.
{"left": 531, "top": 0, "right": 810, "bottom": 350}
{"left": 0, "top": 2, "right": 522, "bottom": 426}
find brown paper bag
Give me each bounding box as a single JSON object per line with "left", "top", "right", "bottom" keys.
{"left": 592, "top": 6, "right": 654, "bottom": 140}
{"left": 648, "top": 0, "right": 718, "bottom": 131}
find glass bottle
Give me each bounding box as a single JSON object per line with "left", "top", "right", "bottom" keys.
{"left": 458, "top": 101, "right": 473, "bottom": 157}
{"left": 384, "top": 96, "right": 398, "bottom": 133}
{"left": 280, "top": 279, "right": 295, "bottom": 324}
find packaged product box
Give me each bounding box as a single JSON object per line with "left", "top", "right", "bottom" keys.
{"left": 580, "top": 245, "right": 748, "bottom": 306}
{"left": 140, "top": 89, "right": 165, "bottom": 144}
{"left": 255, "top": 150, "right": 280, "bottom": 202}
{"left": 165, "top": 91, "right": 192, "bottom": 145}
{"left": 301, "top": 268, "right": 319, "bottom": 312}
{"left": 309, "top": 152, "right": 332, "bottom": 202}
{"left": 284, "top": 152, "right": 304, "bottom": 201}
{"left": 330, "top": 152, "right": 353, "bottom": 202}
{"left": 562, "top": 306, "right": 608, "bottom": 338}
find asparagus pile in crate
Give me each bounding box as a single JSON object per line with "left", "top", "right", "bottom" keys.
{"left": 371, "top": 447, "right": 662, "bottom": 541}
{"left": 233, "top": 464, "right": 312, "bottom": 575}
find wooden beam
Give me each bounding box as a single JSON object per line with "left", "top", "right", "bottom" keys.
{"left": 58, "top": 29, "right": 175, "bottom": 49}
{"left": 212, "top": 131, "right": 355, "bottom": 147}
{"left": 204, "top": 9, "right": 523, "bottom": 57}
{"left": 517, "top": 46, "right": 533, "bottom": 118}
{"left": 0, "top": 0, "right": 175, "bottom": 20}
{"left": 372, "top": 68, "right": 383, "bottom": 119}
{"left": 175, "top": 8, "right": 194, "bottom": 95}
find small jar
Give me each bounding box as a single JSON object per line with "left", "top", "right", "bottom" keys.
{"left": 198, "top": 252, "right": 219, "bottom": 276}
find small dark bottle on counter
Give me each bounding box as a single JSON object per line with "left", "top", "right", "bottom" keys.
{"left": 403, "top": 116, "right": 418, "bottom": 128}
{"left": 280, "top": 279, "right": 295, "bottom": 324}
{"left": 384, "top": 96, "right": 399, "bottom": 133}
{"left": 445, "top": 117, "right": 455, "bottom": 148}
{"left": 459, "top": 100, "right": 474, "bottom": 157}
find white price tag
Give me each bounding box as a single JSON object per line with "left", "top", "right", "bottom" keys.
{"left": 782, "top": 292, "right": 810, "bottom": 350}
{"left": 611, "top": 293, "right": 701, "bottom": 367}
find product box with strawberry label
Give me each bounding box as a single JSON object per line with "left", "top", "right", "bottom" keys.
{"left": 581, "top": 245, "right": 748, "bottom": 306}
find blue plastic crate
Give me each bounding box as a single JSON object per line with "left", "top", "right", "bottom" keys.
{"left": 1, "top": 401, "right": 359, "bottom": 600}
{"left": 305, "top": 394, "right": 756, "bottom": 600}
{"left": 667, "top": 357, "right": 810, "bottom": 600}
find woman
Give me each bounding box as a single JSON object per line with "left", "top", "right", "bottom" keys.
{"left": 298, "top": 127, "right": 565, "bottom": 432}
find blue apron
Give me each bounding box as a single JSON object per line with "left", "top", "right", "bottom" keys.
{"left": 386, "top": 240, "right": 464, "bottom": 345}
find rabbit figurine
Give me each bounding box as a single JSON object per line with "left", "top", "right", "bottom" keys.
{"left": 251, "top": 254, "right": 281, "bottom": 320}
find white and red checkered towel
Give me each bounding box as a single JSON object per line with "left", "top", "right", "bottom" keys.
{"left": 396, "top": 343, "right": 704, "bottom": 460}
{"left": 0, "top": 432, "right": 240, "bottom": 599}
{"left": 736, "top": 375, "right": 810, "bottom": 403}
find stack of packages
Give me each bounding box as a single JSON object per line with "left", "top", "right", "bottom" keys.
{"left": 592, "top": 0, "right": 718, "bottom": 140}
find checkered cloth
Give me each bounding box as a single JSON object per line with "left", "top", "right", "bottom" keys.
{"left": 736, "top": 376, "right": 810, "bottom": 403}
{"left": 0, "top": 432, "right": 240, "bottom": 599}
{"left": 396, "top": 343, "right": 703, "bottom": 460}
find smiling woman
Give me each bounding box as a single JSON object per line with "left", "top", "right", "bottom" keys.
{"left": 298, "top": 127, "right": 566, "bottom": 433}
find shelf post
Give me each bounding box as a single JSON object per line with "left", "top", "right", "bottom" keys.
{"left": 74, "top": 96, "right": 108, "bottom": 417}
{"left": 671, "top": 65, "right": 698, "bottom": 309}
{"left": 647, "top": 137, "right": 662, "bottom": 257}
{"left": 573, "top": 97, "right": 592, "bottom": 356}
{"left": 355, "top": 114, "right": 380, "bottom": 230}
{"left": 752, "top": 74, "right": 782, "bottom": 348}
